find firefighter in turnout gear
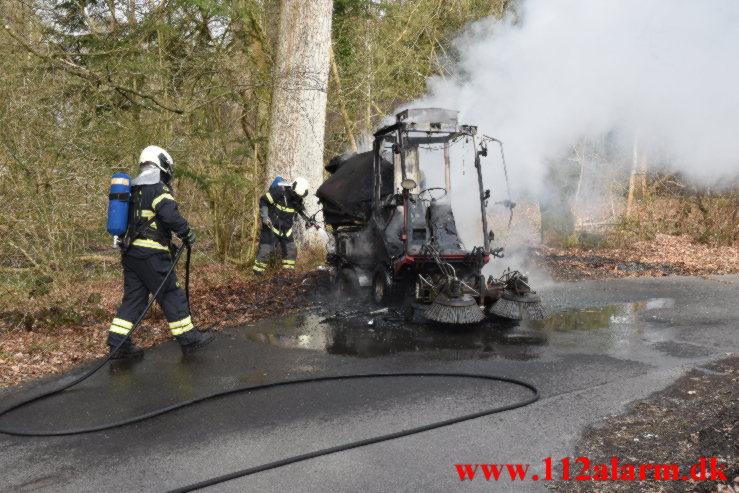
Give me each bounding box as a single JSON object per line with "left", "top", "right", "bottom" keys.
{"left": 107, "top": 146, "right": 214, "bottom": 358}
{"left": 253, "top": 177, "right": 317, "bottom": 275}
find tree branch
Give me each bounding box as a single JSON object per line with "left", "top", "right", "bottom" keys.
{"left": 329, "top": 45, "right": 357, "bottom": 152}
{"left": 1, "top": 24, "right": 184, "bottom": 114}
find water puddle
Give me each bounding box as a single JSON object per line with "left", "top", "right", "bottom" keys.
{"left": 239, "top": 298, "right": 676, "bottom": 361}
{"left": 526, "top": 298, "right": 675, "bottom": 332}
{"left": 240, "top": 312, "right": 548, "bottom": 361}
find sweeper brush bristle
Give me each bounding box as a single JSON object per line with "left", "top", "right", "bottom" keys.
{"left": 488, "top": 298, "right": 549, "bottom": 321}
{"left": 424, "top": 301, "right": 485, "bottom": 324}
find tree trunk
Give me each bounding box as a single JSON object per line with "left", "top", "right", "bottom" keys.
{"left": 266, "top": 0, "right": 333, "bottom": 245}
{"left": 627, "top": 134, "right": 649, "bottom": 220}
{"left": 638, "top": 148, "right": 648, "bottom": 200}
{"left": 126, "top": 0, "right": 137, "bottom": 25}
{"left": 626, "top": 135, "right": 639, "bottom": 219}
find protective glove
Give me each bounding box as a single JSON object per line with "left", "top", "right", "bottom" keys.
{"left": 263, "top": 217, "right": 273, "bottom": 228}
{"left": 183, "top": 230, "right": 197, "bottom": 246}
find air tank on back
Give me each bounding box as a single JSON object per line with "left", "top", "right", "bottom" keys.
{"left": 107, "top": 172, "right": 131, "bottom": 241}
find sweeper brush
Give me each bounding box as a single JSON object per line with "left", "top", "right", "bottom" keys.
{"left": 488, "top": 271, "right": 548, "bottom": 321}
{"left": 489, "top": 292, "right": 549, "bottom": 320}
{"left": 424, "top": 281, "right": 485, "bottom": 324}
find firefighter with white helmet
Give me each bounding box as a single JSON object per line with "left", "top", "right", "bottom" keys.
{"left": 106, "top": 145, "right": 214, "bottom": 358}
{"left": 253, "top": 176, "right": 317, "bottom": 275}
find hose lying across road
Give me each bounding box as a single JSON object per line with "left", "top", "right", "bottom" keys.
{"left": 0, "top": 245, "right": 540, "bottom": 492}
{"left": 165, "top": 373, "right": 539, "bottom": 493}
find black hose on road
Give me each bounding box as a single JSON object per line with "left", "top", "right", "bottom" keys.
{"left": 166, "top": 372, "right": 539, "bottom": 493}
{"left": 2, "top": 372, "right": 539, "bottom": 492}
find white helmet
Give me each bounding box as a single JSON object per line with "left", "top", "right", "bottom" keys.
{"left": 292, "top": 177, "right": 310, "bottom": 198}
{"left": 139, "top": 145, "right": 173, "bottom": 176}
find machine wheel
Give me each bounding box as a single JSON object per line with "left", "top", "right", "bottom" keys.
{"left": 337, "top": 268, "right": 361, "bottom": 298}
{"left": 372, "top": 268, "right": 393, "bottom": 305}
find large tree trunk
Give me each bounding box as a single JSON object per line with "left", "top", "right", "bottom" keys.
{"left": 266, "top": 0, "right": 333, "bottom": 245}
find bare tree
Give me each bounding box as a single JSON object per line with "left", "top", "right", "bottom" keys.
{"left": 626, "top": 134, "right": 649, "bottom": 219}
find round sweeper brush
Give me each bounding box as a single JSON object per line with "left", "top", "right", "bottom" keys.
{"left": 424, "top": 290, "right": 485, "bottom": 324}
{"left": 488, "top": 290, "right": 549, "bottom": 321}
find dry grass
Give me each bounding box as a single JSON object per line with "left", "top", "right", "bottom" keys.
{"left": 613, "top": 195, "right": 737, "bottom": 247}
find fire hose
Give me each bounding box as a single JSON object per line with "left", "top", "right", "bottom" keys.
{"left": 0, "top": 243, "right": 190, "bottom": 433}
{"left": 0, "top": 244, "right": 540, "bottom": 492}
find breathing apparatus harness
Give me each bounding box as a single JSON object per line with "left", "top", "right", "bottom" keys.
{"left": 3, "top": 163, "right": 194, "bottom": 433}
{"left": 264, "top": 185, "right": 322, "bottom": 266}
{"left": 117, "top": 185, "right": 166, "bottom": 252}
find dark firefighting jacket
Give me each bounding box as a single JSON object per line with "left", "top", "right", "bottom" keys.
{"left": 259, "top": 186, "right": 309, "bottom": 239}
{"left": 126, "top": 182, "right": 190, "bottom": 257}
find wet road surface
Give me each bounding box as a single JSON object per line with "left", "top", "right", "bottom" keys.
{"left": 1, "top": 275, "right": 737, "bottom": 492}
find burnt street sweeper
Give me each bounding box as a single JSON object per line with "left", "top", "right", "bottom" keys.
{"left": 317, "top": 108, "right": 548, "bottom": 324}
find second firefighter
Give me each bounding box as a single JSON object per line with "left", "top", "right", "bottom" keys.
{"left": 253, "top": 177, "right": 317, "bottom": 275}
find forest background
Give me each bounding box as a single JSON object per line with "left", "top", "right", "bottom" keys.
{"left": 0, "top": 0, "right": 514, "bottom": 296}
{"left": 0, "top": 0, "right": 736, "bottom": 309}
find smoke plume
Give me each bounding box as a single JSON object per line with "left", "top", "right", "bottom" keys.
{"left": 418, "top": 0, "right": 739, "bottom": 194}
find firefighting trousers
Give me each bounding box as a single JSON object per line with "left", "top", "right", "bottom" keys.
{"left": 107, "top": 252, "right": 194, "bottom": 346}
{"left": 252, "top": 226, "right": 297, "bottom": 274}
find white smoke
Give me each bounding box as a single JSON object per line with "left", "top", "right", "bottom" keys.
{"left": 418, "top": 0, "right": 739, "bottom": 195}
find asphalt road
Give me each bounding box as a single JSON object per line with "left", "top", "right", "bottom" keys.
{"left": 1, "top": 275, "right": 737, "bottom": 492}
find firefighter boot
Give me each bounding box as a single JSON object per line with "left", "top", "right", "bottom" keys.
{"left": 109, "top": 340, "right": 144, "bottom": 359}
{"left": 177, "top": 329, "right": 215, "bottom": 353}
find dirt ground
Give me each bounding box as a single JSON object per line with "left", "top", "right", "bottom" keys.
{"left": 532, "top": 233, "right": 739, "bottom": 281}
{"left": 551, "top": 356, "right": 738, "bottom": 493}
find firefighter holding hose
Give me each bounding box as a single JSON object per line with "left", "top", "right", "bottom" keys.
{"left": 252, "top": 177, "right": 318, "bottom": 275}
{"left": 106, "top": 146, "right": 214, "bottom": 358}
